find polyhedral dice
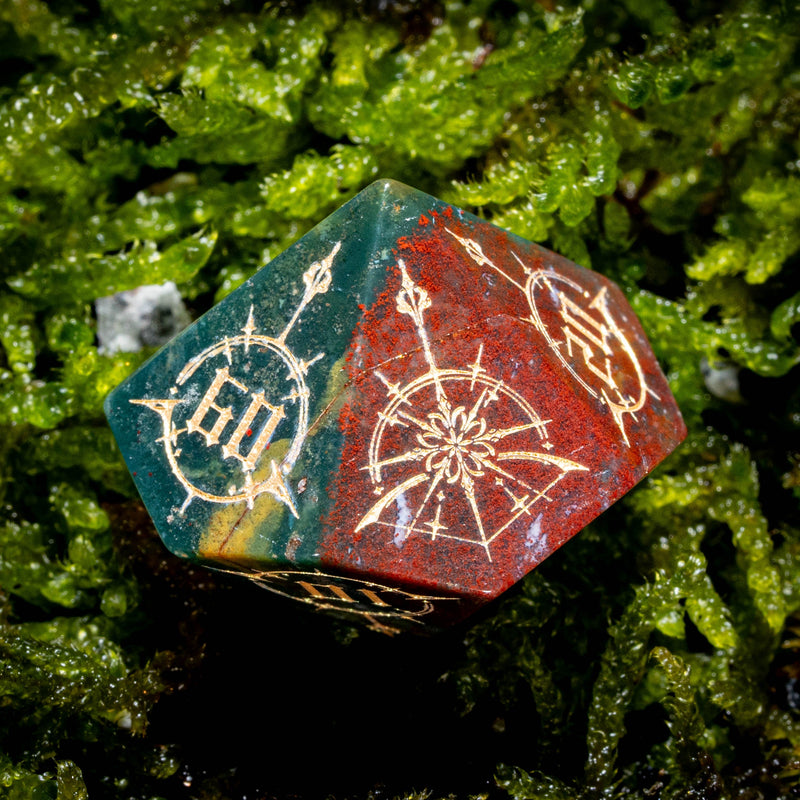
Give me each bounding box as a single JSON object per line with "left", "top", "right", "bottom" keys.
{"left": 105, "top": 180, "right": 687, "bottom": 634}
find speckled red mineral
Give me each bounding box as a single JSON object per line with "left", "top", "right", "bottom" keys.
{"left": 107, "top": 180, "right": 686, "bottom": 634}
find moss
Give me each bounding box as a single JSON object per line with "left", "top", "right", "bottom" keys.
{"left": 1, "top": 0, "right": 799, "bottom": 797}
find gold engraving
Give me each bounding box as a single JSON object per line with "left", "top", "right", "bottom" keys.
{"left": 239, "top": 569, "right": 457, "bottom": 635}
{"left": 356, "top": 260, "right": 587, "bottom": 561}
{"left": 221, "top": 393, "right": 286, "bottom": 470}
{"left": 528, "top": 272, "right": 648, "bottom": 446}
{"left": 445, "top": 227, "right": 652, "bottom": 446}
{"left": 445, "top": 227, "right": 526, "bottom": 291}
{"left": 296, "top": 580, "right": 357, "bottom": 602}
{"left": 131, "top": 242, "right": 341, "bottom": 515}
{"left": 186, "top": 366, "right": 247, "bottom": 446}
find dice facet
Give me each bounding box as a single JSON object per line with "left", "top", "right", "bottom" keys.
{"left": 105, "top": 180, "right": 687, "bottom": 634}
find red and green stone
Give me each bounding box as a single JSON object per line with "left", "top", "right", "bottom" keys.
{"left": 105, "top": 180, "right": 686, "bottom": 634}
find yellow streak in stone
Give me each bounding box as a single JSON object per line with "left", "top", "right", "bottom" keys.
{"left": 199, "top": 438, "right": 291, "bottom": 560}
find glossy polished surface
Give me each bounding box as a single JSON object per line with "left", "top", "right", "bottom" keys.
{"left": 106, "top": 180, "right": 686, "bottom": 633}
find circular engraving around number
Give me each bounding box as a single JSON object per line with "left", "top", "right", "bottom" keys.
{"left": 130, "top": 243, "right": 341, "bottom": 516}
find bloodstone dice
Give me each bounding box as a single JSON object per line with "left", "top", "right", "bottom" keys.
{"left": 105, "top": 179, "right": 686, "bottom": 634}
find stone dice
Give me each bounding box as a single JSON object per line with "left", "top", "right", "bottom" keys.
{"left": 105, "top": 180, "right": 686, "bottom": 634}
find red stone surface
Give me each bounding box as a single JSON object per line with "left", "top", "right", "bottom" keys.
{"left": 320, "top": 209, "right": 686, "bottom": 605}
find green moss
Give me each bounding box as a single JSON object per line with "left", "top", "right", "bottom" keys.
{"left": 1, "top": 0, "right": 799, "bottom": 797}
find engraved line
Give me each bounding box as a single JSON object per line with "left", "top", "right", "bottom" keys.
{"left": 446, "top": 226, "right": 526, "bottom": 292}
{"left": 469, "top": 451, "right": 535, "bottom": 492}
{"left": 395, "top": 260, "right": 446, "bottom": 401}
{"left": 510, "top": 250, "right": 532, "bottom": 276}
{"left": 486, "top": 473, "right": 570, "bottom": 544}
{"left": 354, "top": 473, "right": 429, "bottom": 532}
{"left": 406, "top": 459, "right": 451, "bottom": 542}
{"left": 468, "top": 343, "right": 484, "bottom": 390}
{"left": 496, "top": 450, "right": 590, "bottom": 472}
{"left": 394, "top": 408, "right": 444, "bottom": 438}
{"left": 277, "top": 241, "right": 340, "bottom": 344}
{"left": 242, "top": 307, "right": 256, "bottom": 353}
{"left": 460, "top": 470, "right": 491, "bottom": 561}
{"left": 478, "top": 420, "right": 549, "bottom": 444}
{"left": 359, "top": 519, "right": 509, "bottom": 549}
{"left": 363, "top": 446, "right": 430, "bottom": 472}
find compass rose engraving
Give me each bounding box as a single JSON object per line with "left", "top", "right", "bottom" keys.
{"left": 131, "top": 242, "right": 340, "bottom": 516}
{"left": 356, "top": 261, "right": 588, "bottom": 561}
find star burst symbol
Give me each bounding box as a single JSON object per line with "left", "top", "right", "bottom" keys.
{"left": 356, "top": 260, "right": 588, "bottom": 561}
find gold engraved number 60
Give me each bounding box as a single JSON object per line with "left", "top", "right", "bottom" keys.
{"left": 131, "top": 242, "right": 341, "bottom": 516}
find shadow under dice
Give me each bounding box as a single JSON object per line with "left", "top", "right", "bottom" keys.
{"left": 106, "top": 180, "right": 686, "bottom": 635}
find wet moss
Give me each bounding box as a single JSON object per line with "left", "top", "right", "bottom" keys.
{"left": 1, "top": 0, "right": 799, "bottom": 797}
